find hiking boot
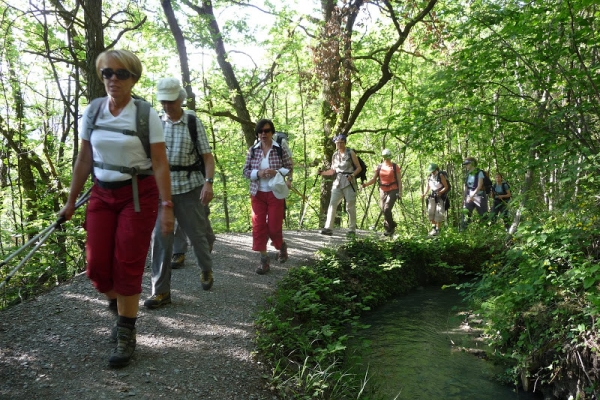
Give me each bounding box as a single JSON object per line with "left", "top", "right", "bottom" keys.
{"left": 278, "top": 241, "right": 288, "bottom": 263}
{"left": 108, "top": 298, "right": 118, "bottom": 314}
{"left": 320, "top": 228, "right": 333, "bottom": 236}
{"left": 110, "top": 324, "right": 117, "bottom": 343}
{"left": 201, "top": 271, "right": 214, "bottom": 290}
{"left": 256, "top": 254, "right": 270, "bottom": 275}
{"left": 108, "top": 326, "right": 136, "bottom": 368}
{"left": 171, "top": 253, "right": 185, "bottom": 269}
{"left": 143, "top": 292, "right": 171, "bottom": 309}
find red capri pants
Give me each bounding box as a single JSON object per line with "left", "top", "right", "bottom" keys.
{"left": 251, "top": 191, "right": 285, "bottom": 252}
{"left": 85, "top": 176, "right": 158, "bottom": 296}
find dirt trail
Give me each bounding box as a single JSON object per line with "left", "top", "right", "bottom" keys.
{"left": 0, "top": 230, "right": 350, "bottom": 400}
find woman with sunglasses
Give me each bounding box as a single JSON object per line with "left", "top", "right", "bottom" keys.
{"left": 59, "top": 49, "right": 173, "bottom": 368}
{"left": 243, "top": 119, "right": 293, "bottom": 274}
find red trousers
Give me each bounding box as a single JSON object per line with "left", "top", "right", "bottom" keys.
{"left": 251, "top": 191, "right": 285, "bottom": 252}
{"left": 84, "top": 177, "right": 158, "bottom": 296}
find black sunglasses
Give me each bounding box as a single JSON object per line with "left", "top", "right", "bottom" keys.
{"left": 101, "top": 68, "right": 136, "bottom": 80}
{"left": 258, "top": 128, "right": 273, "bottom": 134}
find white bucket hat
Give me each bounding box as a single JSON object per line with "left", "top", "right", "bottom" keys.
{"left": 268, "top": 172, "right": 289, "bottom": 199}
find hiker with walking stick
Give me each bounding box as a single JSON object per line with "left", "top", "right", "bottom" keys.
{"left": 361, "top": 149, "right": 402, "bottom": 236}
{"left": 59, "top": 50, "right": 174, "bottom": 368}
{"left": 319, "top": 134, "right": 361, "bottom": 238}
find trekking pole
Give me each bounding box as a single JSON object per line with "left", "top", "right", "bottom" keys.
{"left": 0, "top": 187, "right": 92, "bottom": 289}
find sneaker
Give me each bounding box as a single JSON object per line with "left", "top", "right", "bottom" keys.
{"left": 143, "top": 292, "right": 171, "bottom": 309}
{"left": 320, "top": 228, "right": 333, "bottom": 236}
{"left": 428, "top": 228, "right": 439, "bottom": 236}
{"left": 256, "top": 254, "right": 270, "bottom": 275}
{"left": 201, "top": 271, "right": 214, "bottom": 290}
{"left": 278, "top": 242, "right": 288, "bottom": 263}
{"left": 109, "top": 326, "right": 136, "bottom": 368}
{"left": 171, "top": 253, "right": 185, "bottom": 269}
{"left": 346, "top": 231, "right": 356, "bottom": 239}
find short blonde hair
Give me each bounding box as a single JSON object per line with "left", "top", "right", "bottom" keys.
{"left": 95, "top": 49, "right": 142, "bottom": 83}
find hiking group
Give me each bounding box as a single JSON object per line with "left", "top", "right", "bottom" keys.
{"left": 423, "top": 157, "right": 512, "bottom": 236}
{"left": 56, "top": 48, "right": 512, "bottom": 369}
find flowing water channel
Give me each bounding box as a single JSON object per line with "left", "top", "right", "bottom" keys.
{"left": 353, "top": 286, "right": 542, "bottom": 400}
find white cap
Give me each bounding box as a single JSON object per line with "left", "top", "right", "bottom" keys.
{"left": 382, "top": 148, "right": 392, "bottom": 158}
{"left": 156, "top": 77, "right": 181, "bottom": 101}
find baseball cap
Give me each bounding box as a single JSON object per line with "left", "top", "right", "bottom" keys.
{"left": 462, "top": 157, "right": 476, "bottom": 166}
{"left": 332, "top": 134, "right": 347, "bottom": 143}
{"left": 156, "top": 78, "right": 182, "bottom": 102}
{"left": 382, "top": 149, "right": 392, "bottom": 158}
{"left": 427, "top": 163, "right": 438, "bottom": 173}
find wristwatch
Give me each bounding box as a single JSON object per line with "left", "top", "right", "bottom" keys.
{"left": 206, "top": 178, "right": 214, "bottom": 184}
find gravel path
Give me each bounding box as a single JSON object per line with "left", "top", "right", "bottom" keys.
{"left": 0, "top": 230, "right": 349, "bottom": 400}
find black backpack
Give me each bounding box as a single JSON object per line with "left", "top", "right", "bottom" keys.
{"left": 162, "top": 113, "right": 206, "bottom": 178}
{"left": 436, "top": 170, "right": 451, "bottom": 193}
{"left": 346, "top": 148, "right": 367, "bottom": 183}
{"left": 480, "top": 170, "right": 493, "bottom": 195}
{"left": 377, "top": 163, "right": 399, "bottom": 188}
{"left": 493, "top": 181, "right": 511, "bottom": 200}
{"left": 468, "top": 169, "right": 493, "bottom": 195}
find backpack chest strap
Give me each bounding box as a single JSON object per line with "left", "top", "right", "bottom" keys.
{"left": 92, "top": 124, "right": 137, "bottom": 137}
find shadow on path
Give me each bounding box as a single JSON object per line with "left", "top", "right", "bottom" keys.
{"left": 0, "top": 230, "right": 355, "bottom": 399}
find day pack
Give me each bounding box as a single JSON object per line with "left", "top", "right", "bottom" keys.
{"left": 164, "top": 112, "right": 206, "bottom": 177}
{"left": 346, "top": 148, "right": 367, "bottom": 183}
{"left": 85, "top": 96, "right": 154, "bottom": 212}
{"left": 86, "top": 97, "right": 152, "bottom": 158}
{"left": 493, "top": 181, "right": 511, "bottom": 200}
{"left": 437, "top": 170, "right": 451, "bottom": 193}
{"left": 377, "top": 163, "right": 399, "bottom": 188}
{"left": 480, "top": 170, "right": 493, "bottom": 195}
{"left": 273, "top": 131, "right": 292, "bottom": 159}
{"left": 467, "top": 169, "right": 493, "bottom": 195}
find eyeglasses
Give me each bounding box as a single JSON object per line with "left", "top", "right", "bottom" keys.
{"left": 259, "top": 128, "right": 273, "bottom": 134}
{"left": 101, "top": 68, "right": 136, "bottom": 80}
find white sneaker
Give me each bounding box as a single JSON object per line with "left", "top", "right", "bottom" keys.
{"left": 428, "top": 228, "right": 438, "bottom": 236}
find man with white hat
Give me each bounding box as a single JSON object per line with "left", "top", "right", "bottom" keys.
{"left": 145, "top": 78, "right": 216, "bottom": 309}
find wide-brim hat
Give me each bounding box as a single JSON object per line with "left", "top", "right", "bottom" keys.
{"left": 269, "top": 173, "right": 289, "bottom": 199}
{"left": 156, "top": 77, "right": 181, "bottom": 101}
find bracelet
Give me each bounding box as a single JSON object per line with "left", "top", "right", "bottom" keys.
{"left": 161, "top": 200, "right": 173, "bottom": 208}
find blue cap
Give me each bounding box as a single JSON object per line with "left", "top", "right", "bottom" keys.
{"left": 333, "top": 134, "right": 347, "bottom": 143}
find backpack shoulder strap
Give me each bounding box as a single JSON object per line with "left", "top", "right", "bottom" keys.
{"left": 86, "top": 97, "right": 106, "bottom": 138}
{"left": 134, "top": 99, "right": 151, "bottom": 158}
{"left": 187, "top": 113, "right": 198, "bottom": 145}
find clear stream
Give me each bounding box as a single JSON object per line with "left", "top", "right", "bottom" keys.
{"left": 353, "top": 286, "right": 542, "bottom": 400}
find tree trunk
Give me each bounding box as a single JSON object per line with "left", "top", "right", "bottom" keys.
{"left": 161, "top": 0, "right": 196, "bottom": 110}
{"left": 183, "top": 0, "right": 255, "bottom": 147}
